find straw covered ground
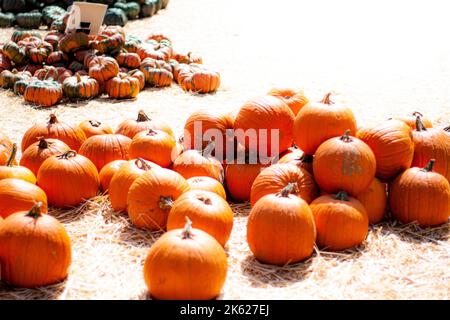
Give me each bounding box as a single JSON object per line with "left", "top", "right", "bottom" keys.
{"left": 0, "top": 0, "right": 449, "bottom": 299}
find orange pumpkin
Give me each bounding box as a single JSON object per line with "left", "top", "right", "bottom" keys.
{"left": 79, "top": 120, "right": 114, "bottom": 138}
{"left": 393, "top": 111, "right": 433, "bottom": 130}
{"left": 115, "top": 109, "right": 174, "bottom": 138}
{"left": 127, "top": 167, "right": 190, "bottom": 230}
{"left": 78, "top": 134, "right": 131, "bottom": 171}
{"left": 128, "top": 69, "right": 145, "bottom": 90}
{"left": 411, "top": 115, "right": 450, "bottom": 181}
{"left": 0, "top": 202, "right": 71, "bottom": 288}
{"left": 313, "top": 130, "right": 376, "bottom": 195}
{"left": 143, "top": 217, "right": 227, "bottom": 300}
{"left": 234, "top": 95, "right": 294, "bottom": 157}
{"left": 0, "top": 178, "right": 48, "bottom": 219}
{"left": 268, "top": 87, "right": 309, "bottom": 116}
{"left": 357, "top": 119, "right": 414, "bottom": 182}
{"left": 21, "top": 114, "right": 87, "bottom": 152}
{"left": 37, "top": 150, "right": 99, "bottom": 208}
{"left": 105, "top": 73, "right": 140, "bottom": 99}
{"left": 98, "top": 160, "right": 127, "bottom": 192}
{"left": 139, "top": 57, "right": 173, "bottom": 87}
{"left": 355, "top": 178, "right": 387, "bottom": 224}
{"left": 225, "top": 162, "right": 269, "bottom": 202}
{"left": 116, "top": 51, "right": 141, "bottom": 69}
{"left": 186, "top": 176, "right": 226, "bottom": 199}
{"left": 310, "top": 191, "right": 369, "bottom": 251}
{"left": 88, "top": 56, "right": 119, "bottom": 83}
{"left": 172, "top": 149, "right": 224, "bottom": 182}
{"left": 250, "top": 163, "right": 318, "bottom": 207}
{"left": 0, "top": 132, "right": 14, "bottom": 166}
{"left": 389, "top": 159, "right": 450, "bottom": 227}
{"left": 178, "top": 64, "right": 220, "bottom": 93}
{"left": 129, "top": 129, "right": 177, "bottom": 168}
{"left": 0, "top": 143, "right": 36, "bottom": 184}
{"left": 247, "top": 183, "right": 316, "bottom": 265}
{"left": 62, "top": 74, "right": 100, "bottom": 100}
{"left": 109, "top": 158, "right": 160, "bottom": 212}
{"left": 20, "top": 138, "right": 70, "bottom": 177}
{"left": 277, "top": 148, "right": 314, "bottom": 174}
{"left": 167, "top": 190, "right": 233, "bottom": 246}
{"left": 293, "top": 93, "right": 357, "bottom": 155}
{"left": 23, "top": 79, "right": 63, "bottom": 107}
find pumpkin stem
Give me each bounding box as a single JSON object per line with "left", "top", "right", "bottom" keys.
{"left": 422, "top": 159, "right": 435, "bottom": 172}
{"left": 57, "top": 150, "right": 77, "bottom": 159}
{"left": 444, "top": 125, "right": 450, "bottom": 132}
{"left": 415, "top": 115, "right": 427, "bottom": 132}
{"left": 11, "top": 68, "right": 18, "bottom": 74}
{"left": 89, "top": 120, "right": 101, "bottom": 127}
{"left": 37, "top": 137, "right": 49, "bottom": 149}
{"left": 48, "top": 114, "right": 58, "bottom": 124}
{"left": 339, "top": 130, "right": 352, "bottom": 142}
{"left": 6, "top": 143, "right": 17, "bottom": 167}
{"left": 197, "top": 196, "right": 212, "bottom": 205}
{"left": 135, "top": 158, "right": 153, "bottom": 171}
{"left": 278, "top": 182, "right": 298, "bottom": 198}
{"left": 412, "top": 111, "right": 424, "bottom": 118}
{"left": 335, "top": 191, "right": 349, "bottom": 201}
{"left": 26, "top": 202, "right": 43, "bottom": 219}
{"left": 182, "top": 216, "right": 193, "bottom": 239}
{"left": 147, "top": 129, "right": 157, "bottom": 136}
{"left": 159, "top": 196, "right": 174, "bottom": 211}
{"left": 321, "top": 92, "right": 334, "bottom": 105}
{"left": 76, "top": 73, "right": 82, "bottom": 83}
{"left": 136, "top": 110, "right": 151, "bottom": 122}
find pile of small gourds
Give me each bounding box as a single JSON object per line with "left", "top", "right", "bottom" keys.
{"left": 0, "top": 90, "right": 449, "bottom": 299}
{"left": 0, "top": 0, "right": 169, "bottom": 29}
{"left": 0, "top": 26, "right": 221, "bottom": 107}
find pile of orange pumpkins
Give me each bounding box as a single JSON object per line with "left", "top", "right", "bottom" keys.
{"left": 0, "top": 26, "right": 220, "bottom": 107}
{"left": 0, "top": 88, "right": 449, "bottom": 299}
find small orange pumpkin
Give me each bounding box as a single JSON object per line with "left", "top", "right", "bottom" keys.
{"left": 37, "top": 150, "right": 99, "bottom": 208}
{"left": 105, "top": 73, "right": 140, "bottom": 99}
{"left": 79, "top": 120, "right": 114, "bottom": 138}
{"left": 167, "top": 190, "right": 234, "bottom": 246}
{"left": 268, "top": 87, "right": 309, "bottom": 115}
{"left": 127, "top": 167, "right": 190, "bottom": 230}
{"left": 389, "top": 159, "right": 450, "bottom": 227}
{"left": 293, "top": 93, "right": 357, "bottom": 155}
{"left": 0, "top": 143, "right": 36, "bottom": 184}
{"left": 186, "top": 176, "right": 226, "bottom": 199}
{"left": 393, "top": 111, "right": 433, "bottom": 130}
{"left": 88, "top": 56, "right": 119, "bottom": 83}
{"left": 115, "top": 109, "right": 174, "bottom": 138}
{"left": 310, "top": 191, "right": 369, "bottom": 251}
{"left": 178, "top": 64, "right": 220, "bottom": 94}
{"left": 355, "top": 178, "right": 387, "bottom": 224}
{"left": 172, "top": 149, "right": 224, "bottom": 182}
{"left": 225, "top": 162, "right": 269, "bottom": 202}
{"left": 98, "top": 159, "right": 127, "bottom": 192}
{"left": 247, "top": 183, "right": 316, "bottom": 265}
{"left": 143, "top": 217, "right": 227, "bottom": 300}
{"left": 277, "top": 148, "right": 314, "bottom": 174}
{"left": 78, "top": 134, "right": 131, "bottom": 171}
{"left": 0, "top": 202, "right": 71, "bottom": 288}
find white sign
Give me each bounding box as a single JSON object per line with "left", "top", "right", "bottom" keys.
{"left": 65, "top": 2, "right": 108, "bottom": 35}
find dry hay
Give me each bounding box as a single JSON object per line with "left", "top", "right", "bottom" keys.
{"left": 1, "top": 0, "right": 450, "bottom": 299}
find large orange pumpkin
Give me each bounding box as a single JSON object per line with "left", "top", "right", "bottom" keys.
{"left": 143, "top": 218, "right": 227, "bottom": 300}
{"left": 109, "top": 158, "right": 160, "bottom": 213}
{"left": 0, "top": 202, "right": 71, "bottom": 288}
{"left": 0, "top": 178, "right": 48, "bottom": 219}
{"left": 79, "top": 120, "right": 113, "bottom": 138}
{"left": 310, "top": 191, "right": 369, "bottom": 251}
{"left": 268, "top": 87, "right": 309, "bottom": 116}
{"left": 411, "top": 115, "right": 450, "bottom": 181}
{"left": 78, "top": 134, "right": 131, "bottom": 171}
{"left": 167, "top": 190, "right": 233, "bottom": 246}
{"left": 98, "top": 160, "right": 127, "bottom": 192}
{"left": 186, "top": 176, "right": 226, "bottom": 199}
{"left": 389, "top": 159, "right": 450, "bottom": 227}
{"left": 313, "top": 130, "right": 376, "bottom": 195}
{"left": 21, "top": 114, "right": 87, "bottom": 152}
{"left": 0, "top": 143, "right": 36, "bottom": 184}
{"left": 250, "top": 163, "right": 318, "bottom": 207}
{"left": 225, "top": 162, "right": 269, "bottom": 202}
{"left": 357, "top": 119, "right": 414, "bottom": 182}
{"left": 354, "top": 178, "right": 387, "bottom": 224}
{"left": 234, "top": 95, "right": 294, "bottom": 157}
{"left": 20, "top": 137, "right": 70, "bottom": 177}
{"left": 115, "top": 110, "right": 174, "bottom": 139}
{"left": 293, "top": 93, "right": 357, "bottom": 155}
{"left": 247, "top": 183, "right": 316, "bottom": 265}
{"left": 127, "top": 167, "right": 190, "bottom": 230}
{"left": 129, "top": 129, "right": 177, "bottom": 168}
{"left": 172, "top": 149, "right": 224, "bottom": 182}
{"left": 37, "top": 150, "right": 99, "bottom": 208}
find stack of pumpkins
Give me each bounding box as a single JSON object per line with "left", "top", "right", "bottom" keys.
{"left": 0, "top": 26, "right": 220, "bottom": 107}
{"left": 0, "top": 0, "right": 169, "bottom": 29}
{"left": 0, "top": 89, "right": 449, "bottom": 299}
